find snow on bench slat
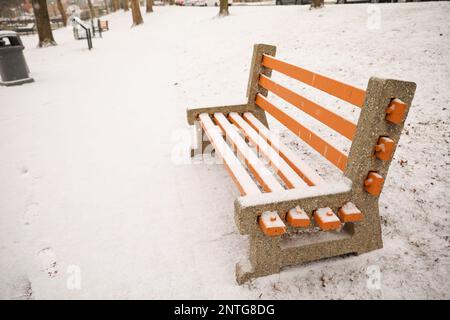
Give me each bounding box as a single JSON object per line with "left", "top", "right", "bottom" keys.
{"left": 255, "top": 94, "right": 348, "bottom": 171}
{"left": 237, "top": 180, "right": 351, "bottom": 209}
{"left": 214, "top": 113, "right": 284, "bottom": 193}
{"left": 243, "top": 112, "right": 325, "bottom": 186}
{"left": 199, "top": 113, "right": 260, "bottom": 196}
{"left": 229, "top": 112, "right": 307, "bottom": 189}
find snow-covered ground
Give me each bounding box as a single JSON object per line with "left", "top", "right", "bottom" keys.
{"left": 1, "top": 2, "right": 449, "bottom": 299}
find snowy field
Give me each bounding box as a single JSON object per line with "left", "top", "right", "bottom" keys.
{"left": 1, "top": 2, "right": 449, "bottom": 299}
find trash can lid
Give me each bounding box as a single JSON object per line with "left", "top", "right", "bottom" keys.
{"left": 0, "top": 30, "right": 24, "bottom": 48}
{"left": 0, "top": 30, "right": 19, "bottom": 37}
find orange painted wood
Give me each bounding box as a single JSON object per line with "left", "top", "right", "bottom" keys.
{"left": 386, "top": 98, "right": 407, "bottom": 125}
{"left": 374, "top": 136, "right": 395, "bottom": 161}
{"left": 259, "top": 211, "right": 286, "bottom": 236}
{"left": 337, "top": 202, "right": 363, "bottom": 223}
{"left": 364, "top": 172, "right": 384, "bottom": 196}
{"left": 199, "top": 113, "right": 261, "bottom": 196}
{"left": 286, "top": 206, "right": 310, "bottom": 228}
{"left": 255, "top": 94, "right": 348, "bottom": 171}
{"left": 228, "top": 112, "right": 307, "bottom": 189}
{"left": 243, "top": 112, "right": 325, "bottom": 186}
{"left": 314, "top": 207, "right": 342, "bottom": 231}
{"left": 213, "top": 113, "right": 284, "bottom": 193}
{"left": 262, "top": 55, "right": 366, "bottom": 108}
{"left": 259, "top": 75, "right": 357, "bottom": 140}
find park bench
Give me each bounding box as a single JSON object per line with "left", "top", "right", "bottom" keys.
{"left": 71, "top": 17, "right": 93, "bottom": 50}
{"left": 15, "top": 23, "right": 35, "bottom": 35}
{"left": 72, "top": 17, "right": 107, "bottom": 41}
{"left": 72, "top": 17, "right": 91, "bottom": 40}
{"left": 98, "top": 19, "right": 109, "bottom": 32}
{"left": 186, "top": 44, "right": 416, "bottom": 284}
{"left": 92, "top": 19, "right": 109, "bottom": 38}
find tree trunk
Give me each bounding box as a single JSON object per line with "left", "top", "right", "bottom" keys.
{"left": 113, "top": 0, "right": 120, "bottom": 11}
{"left": 310, "top": 0, "right": 324, "bottom": 8}
{"left": 104, "top": 0, "right": 110, "bottom": 14}
{"left": 32, "top": 0, "right": 56, "bottom": 47}
{"left": 130, "top": 0, "right": 143, "bottom": 26}
{"left": 146, "top": 0, "right": 153, "bottom": 13}
{"left": 56, "top": 0, "right": 67, "bottom": 26}
{"left": 112, "top": 0, "right": 120, "bottom": 11}
{"left": 87, "top": 0, "right": 96, "bottom": 18}
{"left": 123, "top": 0, "right": 130, "bottom": 11}
{"left": 219, "top": 0, "right": 229, "bottom": 16}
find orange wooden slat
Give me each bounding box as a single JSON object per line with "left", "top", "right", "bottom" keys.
{"left": 262, "top": 55, "right": 366, "bottom": 108}
{"left": 255, "top": 94, "right": 348, "bottom": 171}
{"left": 228, "top": 112, "right": 307, "bottom": 189}
{"left": 259, "top": 75, "right": 357, "bottom": 140}
{"left": 213, "top": 113, "right": 284, "bottom": 193}
{"left": 198, "top": 113, "right": 261, "bottom": 196}
{"left": 243, "top": 112, "right": 325, "bottom": 186}
{"left": 259, "top": 211, "right": 286, "bottom": 236}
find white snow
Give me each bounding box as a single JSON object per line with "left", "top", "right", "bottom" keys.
{"left": 1, "top": 2, "right": 449, "bottom": 299}
{"left": 238, "top": 180, "right": 352, "bottom": 209}
{"left": 229, "top": 111, "right": 307, "bottom": 188}
{"left": 341, "top": 201, "right": 360, "bottom": 215}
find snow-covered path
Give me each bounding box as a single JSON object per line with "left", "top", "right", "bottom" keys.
{"left": 1, "top": 3, "right": 449, "bottom": 299}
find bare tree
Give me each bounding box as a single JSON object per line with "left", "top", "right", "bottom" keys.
{"left": 123, "top": 0, "right": 129, "bottom": 11}
{"left": 32, "top": 0, "right": 56, "bottom": 47}
{"left": 87, "top": 0, "right": 96, "bottom": 18}
{"left": 112, "top": 0, "right": 120, "bottom": 11}
{"left": 219, "top": 0, "right": 229, "bottom": 17}
{"left": 130, "top": 0, "right": 143, "bottom": 26}
{"left": 56, "top": 0, "right": 67, "bottom": 26}
{"left": 104, "top": 0, "right": 110, "bottom": 14}
{"left": 49, "top": 2, "right": 57, "bottom": 17}
{"left": 310, "top": 0, "right": 324, "bottom": 9}
{"left": 146, "top": 0, "right": 153, "bottom": 13}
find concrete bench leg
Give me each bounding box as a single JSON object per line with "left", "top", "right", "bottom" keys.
{"left": 236, "top": 235, "right": 281, "bottom": 284}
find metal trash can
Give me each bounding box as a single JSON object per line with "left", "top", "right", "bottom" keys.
{"left": 0, "top": 31, "right": 34, "bottom": 86}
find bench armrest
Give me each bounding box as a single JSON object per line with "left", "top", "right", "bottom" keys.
{"left": 186, "top": 104, "right": 251, "bottom": 125}
{"left": 234, "top": 179, "right": 353, "bottom": 235}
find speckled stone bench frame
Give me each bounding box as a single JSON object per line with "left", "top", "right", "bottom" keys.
{"left": 186, "top": 44, "right": 416, "bottom": 284}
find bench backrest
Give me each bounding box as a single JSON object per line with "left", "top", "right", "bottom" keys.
{"left": 246, "top": 44, "right": 416, "bottom": 197}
